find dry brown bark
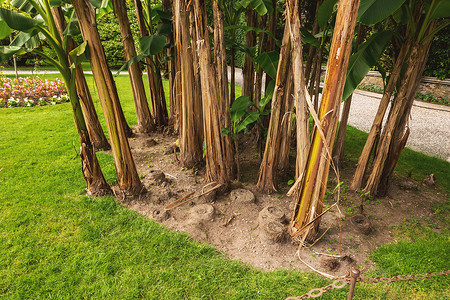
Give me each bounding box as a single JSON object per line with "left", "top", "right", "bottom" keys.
{"left": 71, "top": 0, "right": 144, "bottom": 195}
{"left": 350, "top": 39, "right": 409, "bottom": 191}
{"left": 51, "top": 7, "right": 111, "bottom": 196}
{"left": 257, "top": 17, "right": 292, "bottom": 193}
{"left": 277, "top": 68, "right": 294, "bottom": 174}
{"left": 290, "top": 0, "right": 360, "bottom": 241}
{"left": 51, "top": 7, "right": 110, "bottom": 152}
{"left": 288, "top": 1, "right": 310, "bottom": 180}
{"left": 173, "top": 0, "right": 203, "bottom": 168}
{"left": 112, "top": 0, "right": 155, "bottom": 134}
{"left": 133, "top": 0, "right": 168, "bottom": 129}
{"left": 242, "top": 6, "right": 257, "bottom": 102}
{"left": 213, "top": 1, "right": 236, "bottom": 178}
{"left": 193, "top": 0, "right": 232, "bottom": 185}
{"left": 363, "top": 21, "right": 435, "bottom": 196}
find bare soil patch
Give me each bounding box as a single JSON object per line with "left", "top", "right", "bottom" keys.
{"left": 119, "top": 132, "right": 448, "bottom": 276}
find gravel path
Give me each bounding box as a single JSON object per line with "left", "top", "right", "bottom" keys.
{"left": 348, "top": 89, "right": 450, "bottom": 162}
{"left": 227, "top": 67, "right": 450, "bottom": 162}
{"left": 3, "top": 68, "right": 449, "bottom": 161}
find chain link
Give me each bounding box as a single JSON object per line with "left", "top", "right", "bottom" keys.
{"left": 358, "top": 270, "right": 450, "bottom": 284}
{"left": 286, "top": 270, "right": 449, "bottom": 300}
{"left": 285, "top": 278, "right": 349, "bottom": 299}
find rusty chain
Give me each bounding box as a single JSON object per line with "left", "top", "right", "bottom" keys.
{"left": 286, "top": 270, "right": 449, "bottom": 300}
{"left": 358, "top": 270, "right": 450, "bottom": 284}
{"left": 285, "top": 278, "right": 349, "bottom": 299}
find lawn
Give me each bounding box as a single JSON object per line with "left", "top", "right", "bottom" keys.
{"left": 0, "top": 74, "right": 449, "bottom": 299}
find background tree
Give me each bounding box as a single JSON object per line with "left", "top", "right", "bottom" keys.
{"left": 133, "top": 0, "right": 169, "bottom": 128}
{"left": 112, "top": 0, "right": 155, "bottom": 134}
{"left": 351, "top": 0, "right": 450, "bottom": 196}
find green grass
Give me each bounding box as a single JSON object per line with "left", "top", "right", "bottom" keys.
{"left": 0, "top": 74, "right": 449, "bottom": 299}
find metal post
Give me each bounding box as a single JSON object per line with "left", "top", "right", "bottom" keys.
{"left": 348, "top": 268, "right": 360, "bottom": 300}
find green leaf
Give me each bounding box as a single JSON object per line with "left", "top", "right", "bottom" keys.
{"left": 50, "top": 0, "right": 62, "bottom": 7}
{"left": 0, "top": 7, "right": 43, "bottom": 32}
{"left": 0, "top": 46, "right": 24, "bottom": 62}
{"left": 429, "top": 0, "right": 450, "bottom": 20}
{"left": 221, "top": 127, "right": 231, "bottom": 136}
{"left": 89, "top": 0, "right": 109, "bottom": 9}
{"left": 69, "top": 41, "right": 88, "bottom": 68}
{"left": 357, "top": 0, "right": 406, "bottom": 25}
{"left": 63, "top": 14, "right": 81, "bottom": 36}
{"left": 342, "top": 31, "right": 393, "bottom": 100}
{"left": 239, "top": 0, "right": 273, "bottom": 16}
{"left": 254, "top": 50, "right": 279, "bottom": 79}
{"left": 230, "top": 96, "right": 251, "bottom": 123}
{"left": 0, "top": 21, "right": 12, "bottom": 39}
{"left": 11, "top": 0, "right": 36, "bottom": 13}
{"left": 156, "top": 22, "right": 171, "bottom": 36}
{"left": 236, "top": 111, "right": 259, "bottom": 133}
{"left": 10, "top": 30, "right": 41, "bottom": 50}
{"left": 259, "top": 79, "right": 275, "bottom": 111}
{"left": 115, "top": 54, "right": 147, "bottom": 76}
{"left": 301, "top": 28, "right": 320, "bottom": 48}
{"left": 140, "top": 35, "right": 167, "bottom": 56}
{"left": 318, "top": 0, "right": 338, "bottom": 29}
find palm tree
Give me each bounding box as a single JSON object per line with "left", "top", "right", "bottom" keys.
{"left": 351, "top": 0, "right": 449, "bottom": 196}
{"left": 192, "top": 0, "right": 234, "bottom": 185}
{"left": 112, "top": 0, "right": 155, "bottom": 134}
{"left": 71, "top": 0, "right": 145, "bottom": 195}
{"left": 290, "top": 0, "right": 360, "bottom": 242}
{"left": 173, "top": 0, "right": 203, "bottom": 168}
{"left": 133, "top": 0, "right": 169, "bottom": 128}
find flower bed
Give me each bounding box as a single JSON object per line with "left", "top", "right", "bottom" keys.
{"left": 0, "top": 76, "right": 69, "bottom": 108}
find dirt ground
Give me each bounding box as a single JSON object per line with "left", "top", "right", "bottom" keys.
{"left": 118, "top": 131, "right": 447, "bottom": 277}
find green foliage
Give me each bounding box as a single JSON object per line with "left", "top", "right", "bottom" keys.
{"left": 357, "top": 0, "right": 406, "bottom": 25}
{"left": 343, "top": 31, "right": 393, "bottom": 100}
{"left": 424, "top": 26, "right": 449, "bottom": 79}
{"left": 318, "top": 0, "right": 338, "bottom": 30}
{"left": 96, "top": 13, "right": 125, "bottom": 68}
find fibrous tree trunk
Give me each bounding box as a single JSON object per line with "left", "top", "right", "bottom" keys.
{"left": 72, "top": 0, "right": 144, "bottom": 195}
{"left": 363, "top": 18, "right": 436, "bottom": 197}
{"left": 288, "top": 1, "right": 310, "bottom": 180}
{"left": 51, "top": 7, "right": 110, "bottom": 151}
{"left": 242, "top": 6, "right": 257, "bottom": 102}
{"left": 173, "top": 0, "right": 203, "bottom": 168}
{"left": 193, "top": 0, "right": 232, "bottom": 185}
{"left": 350, "top": 38, "right": 409, "bottom": 191}
{"left": 213, "top": 1, "right": 235, "bottom": 177}
{"left": 112, "top": 0, "right": 154, "bottom": 134}
{"left": 133, "top": 0, "right": 168, "bottom": 129}
{"left": 50, "top": 7, "right": 111, "bottom": 196}
{"left": 277, "top": 69, "right": 294, "bottom": 174}
{"left": 290, "top": 0, "right": 359, "bottom": 242}
{"left": 257, "top": 11, "right": 293, "bottom": 193}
